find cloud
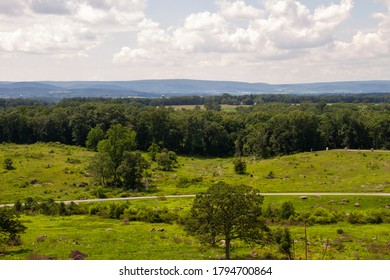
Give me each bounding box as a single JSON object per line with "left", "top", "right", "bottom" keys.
{"left": 0, "top": 0, "right": 26, "bottom": 15}
{"left": 331, "top": 0, "right": 390, "bottom": 60}
{"left": 0, "top": 21, "right": 100, "bottom": 54}
{"left": 113, "top": 0, "right": 354, "bottom": 64}
{"left": 30, "top": 0, "right": 71, "bottom": 15}
{"left": 216, "top": 0, "right": 262, "bottom": 19}
{"left": 262, "top": 0, "right": 353, "bottom": 49}
{"left": 113, "top": 47, "right": 150, "bottom": 63}
{"left": 0, "top": 0, "right": 147, "bottom": 56}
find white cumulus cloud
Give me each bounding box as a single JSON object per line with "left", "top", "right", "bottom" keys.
{"left": 216, "top": 0, "right": 263, "bottom": 19}
{"left": 0, "top": 0, "right": 147, "bottom": 56}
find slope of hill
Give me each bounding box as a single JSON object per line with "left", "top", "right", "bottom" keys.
{"left": 1, "top": 143, "right": 389, "bottom": 204}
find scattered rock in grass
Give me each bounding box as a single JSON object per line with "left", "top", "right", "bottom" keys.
{"left": 69, "top": 250, "right": 87, "bottom": 260}
{"left": 78, "top": 182, "right": 88, "bottom": 187}
{"left": 354, "top": 203, "right": 361, "bottom": 207}
{"left": 30, "top": 178, "right": 38, "bottom": 184}
{"left": 299, "top": 196, "right": 308, "bottom": 200}
{"left": 36, "top": 235, "right": 47, "bottom": 242}
{"left": 251, "top": 251, "right": 258, "bottom": 257}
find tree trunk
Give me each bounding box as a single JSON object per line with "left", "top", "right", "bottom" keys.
{"left": 225, "top": 238, "right": 231, "bottom": 260}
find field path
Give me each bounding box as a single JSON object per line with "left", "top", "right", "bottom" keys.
{"left": 1, "top": 192, "right": 390, "bottom": 207}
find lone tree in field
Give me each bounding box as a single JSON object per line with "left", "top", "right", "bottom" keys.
{"left": 0, "top": 208, "right": 27, "bottom": 248}
{"left": 97, "top": 124, "right": 137, "bottom": 179}
{"left": 233, "top": 157, "right": 246, "bottom": 174}
{"left": 185, "top": 182, "right": 268, "bottom": 259}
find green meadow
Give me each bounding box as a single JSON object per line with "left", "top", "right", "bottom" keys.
{"left": 1, "top": 143, "right": 389, "bottom": 260}
{"left": 2, "top": 196, "right": 389, "bottom": 260}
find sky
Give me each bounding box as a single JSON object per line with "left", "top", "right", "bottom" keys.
{"left": 0, "top": 0, "right": 389, "bottom": 84}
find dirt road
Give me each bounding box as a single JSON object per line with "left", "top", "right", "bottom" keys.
{"left": 1, "top": 192, "right": 389, "bottom": 207}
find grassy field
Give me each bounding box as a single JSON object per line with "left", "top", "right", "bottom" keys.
{"left": 153, "top": 150, "right": 390, "bottom": 195}
{"left": 1, "top": 143, "right": 389, "bottom": 204}
{"left": 1, "top": 143, "right": 389, "bottom": 260}
{"left": 0, "top": 143, "right": 95, "bottom": 204}
{"left": 2, "top": 194, "right": 389, "bottom": 260}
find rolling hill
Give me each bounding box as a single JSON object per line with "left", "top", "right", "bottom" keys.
{"left": 0, "top": 79, "right": 389, "bottom": 101}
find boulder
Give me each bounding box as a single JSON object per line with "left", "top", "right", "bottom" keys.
{"left": 69, "top": 250, "right": 87, "bottom": 260}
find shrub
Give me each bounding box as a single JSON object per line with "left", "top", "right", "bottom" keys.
{"left": 19, "top": 182, "right": 29, "bottom": 188}
{"left": 177, "top": 176, "right": 204, "bottom": 188}
{"left": 308, "top": 208, "right": 339, "bottom": 224}
{"left": 156, "top": 151, "right": 175, "bottom": 171}
{"left": 265, "top": 171, "right": 276, "bottom": 179}
{"left": 347, "top": 212, "right": 366, "bottom": 224}
{"left": 233, "top": 157, "right": 246, "bottom": 174}
{"left": 109, "top": 203, "right": 126, "bottom": 219}
{"left": 13, "top": 200, "right": 23, "bottom": 212}
{"left": 364, "top": 211, "right": 383, "bottom": 224}
{"left": 93, "top": 187, "right": 107, "bottom": 198}
{"left": 280, "top": 201, "right": 295, "bottom": 220}
{"left": 3, "top": 158, "right": 14, "bottom": 170}
{"left": 273, "top": 227, "right": 293, "bottom": 259}
{"left": 148, "top": 143, "right": 161, "bottom": 161}
{"left": 89, "top": 204, "right": 102, "bottom": 215}
{"left": 123, "top": 207, "right": 138, "bottom": 221}
{"left": 66, "top": 158, "right": 81, "bottom": 164}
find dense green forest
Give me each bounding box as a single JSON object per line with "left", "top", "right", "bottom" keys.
{"left": 0, "top": 94, "right": 389, "bottom": 158}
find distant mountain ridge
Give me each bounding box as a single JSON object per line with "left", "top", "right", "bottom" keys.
{"left": 0, "top": 79, "right": 389, "bottom": 101}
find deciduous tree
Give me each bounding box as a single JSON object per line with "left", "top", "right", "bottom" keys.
{"left": 0, "top": 208, "right": 27, "bottom": 247}
{"left": 118, "top": 151, "right": 150, "bottom": 190}
{"left": 185, "top": 182, "right": 267, "bottom": 259}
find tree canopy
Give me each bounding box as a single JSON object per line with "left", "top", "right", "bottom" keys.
{"left": 0, "top": 96, "right": 388, "bottom": 157}
{"left": 0, "top": 208, "right": 27, "bottom": 247}
{"left": 185, "top": 182, "right": 268, "bottom": 259}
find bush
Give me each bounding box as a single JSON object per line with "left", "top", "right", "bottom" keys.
{"left": 233, "top": 157, "right": 246, "bottom": 174}
{"left": 3, "top": 158, "right": 14, "bottom": 170}
{"left": 176, "top": 177, "right": 203, "bottom": 188}
{"left": 92, "top": 187, "right": 107, "bottom": 198}
{"left": 123, "top": 207, "right": 138, "bottom": 221}
{"left": 109, "top": 203, "right": 126, "bottom": 219}
{"left": 347, "top": 212, "right": 366, "bottom": 224}
{"left": 364, "top": 211, "right": 384, "bottom": 224}
{"left": 308, "top": 208, "right": 339, "bottom": 224}
{"left": 280, "top": 201, "right": 295, "bottom": 220}
{"left": 176, "top": 178, "right": 191, "bottom": 188}
{"left": 265, "top": 171, "right": 276, "bottom": 179}
{"left": 273, "top": 228, "right": 293, "bottom": 259}
{"left": 89, "top": 204, "right": 102, "bottom": 215}
{"left": 156, "top": 151, "right": 176, "bottom": 171}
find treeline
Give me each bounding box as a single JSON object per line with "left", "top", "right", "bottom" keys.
{"left": 58, "top": 92, "right": 390, "bottom": 106}
{"left": 0, "top": 99, "right": 389, "bottom": 157}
